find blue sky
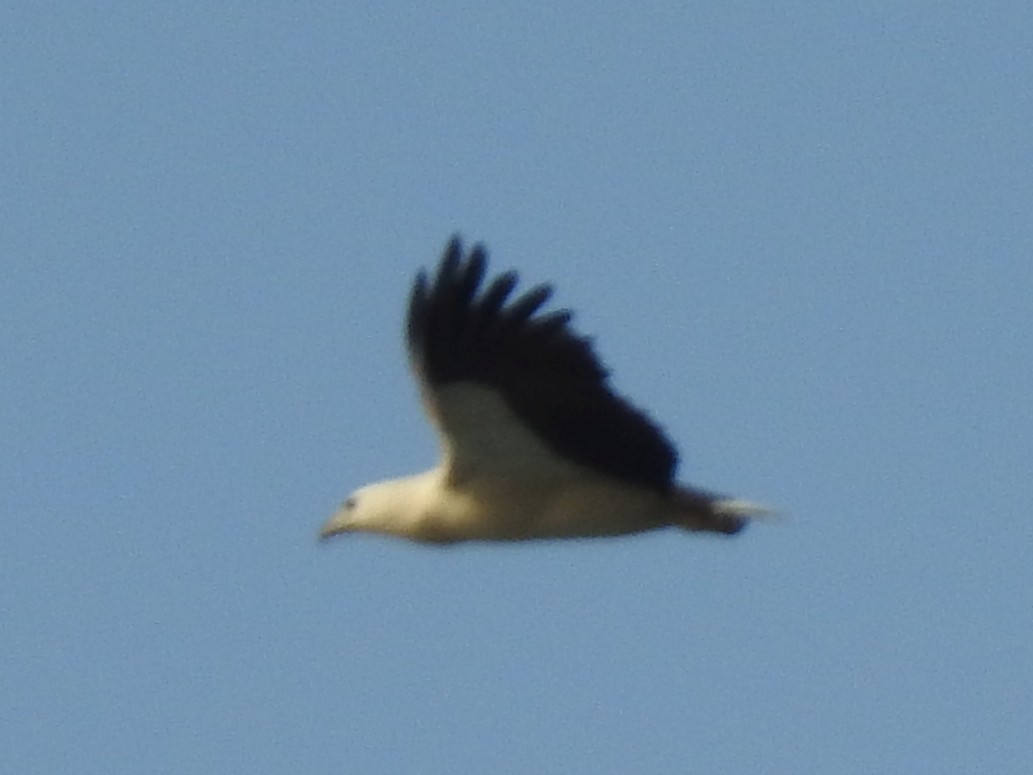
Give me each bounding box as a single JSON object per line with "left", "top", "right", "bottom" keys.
{"left": 3, "top": 3, "right": 1031, "bottom": 772}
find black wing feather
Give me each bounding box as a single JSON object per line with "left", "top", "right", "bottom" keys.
{"left": 406, "top": 235, "right": 677, "bottom": 491}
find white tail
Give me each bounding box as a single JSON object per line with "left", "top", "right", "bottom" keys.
{"left": 672, "top": 488, "right": 773, "bottom": 535}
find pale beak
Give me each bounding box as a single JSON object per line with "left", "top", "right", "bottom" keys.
{"left": 318, "top": 508, "right": 351, "bottom": 541}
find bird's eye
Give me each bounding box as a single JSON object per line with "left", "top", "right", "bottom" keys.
{"left": 344, "top": 496, "right": 357, "bottom": 510}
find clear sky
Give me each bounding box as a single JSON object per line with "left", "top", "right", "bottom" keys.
{"left": 3, "top": 3, "right": 1031, "bottom": 773}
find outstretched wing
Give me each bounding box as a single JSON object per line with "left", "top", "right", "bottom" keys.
{"left": 406, "top": 235, "right": 677, "bottom": 492}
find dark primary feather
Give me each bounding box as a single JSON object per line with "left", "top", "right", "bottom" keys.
{"left": 407, "top": 235, "right": 678, "bottom": 491}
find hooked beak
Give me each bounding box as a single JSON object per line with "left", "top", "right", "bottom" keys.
{"left": 318, "top": 507, "right": 351, "bottom": 541}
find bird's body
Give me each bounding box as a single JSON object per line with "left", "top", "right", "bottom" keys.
{"left": 338, "top": 385, "right": 673, "bottom": 543}
{"left": 320, "top": 237, "right": 765, "bottom": 545}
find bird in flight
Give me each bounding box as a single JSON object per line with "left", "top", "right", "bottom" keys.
{"left": 320, "top": 236, "right": 766, "bottom": 544}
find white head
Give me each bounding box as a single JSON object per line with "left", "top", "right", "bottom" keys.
{"left": 319, "top": 472, "right": 445, "bottom": 542}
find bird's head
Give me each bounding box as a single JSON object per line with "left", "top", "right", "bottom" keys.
{"left": 319, "top": 484, "right": 384, "bottom": 540}
{"left": 319, "top": 475, "right": 435, "bottom": 541}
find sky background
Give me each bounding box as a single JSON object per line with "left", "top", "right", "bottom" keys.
{"left": 3, "top": 3, "right": 1031, "bottom": 773}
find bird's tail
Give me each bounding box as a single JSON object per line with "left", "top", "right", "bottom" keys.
{"left": 671, "top": 486, "right": 771, "bottom": 535}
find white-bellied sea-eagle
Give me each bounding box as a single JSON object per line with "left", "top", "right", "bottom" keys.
{"left": 320, "top": 236, "right": 766, "bottom": 544}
